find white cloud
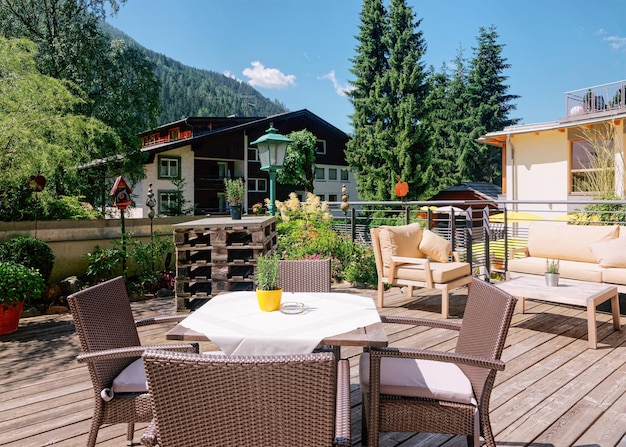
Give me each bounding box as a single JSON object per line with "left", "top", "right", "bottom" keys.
{"left": 604, "top": 35, "right": 626, "bottom": 51}
{"left": 223, "top": 70, "right": 243, "bottom": 82}
{"left": 243, "top": 61, "right": 296, "bottom": 89}
{"left": 318, "top": 70, "right": 355, "bottom": 96}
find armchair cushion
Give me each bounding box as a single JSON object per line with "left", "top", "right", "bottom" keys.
{"left": 379, "top": 223, "right": 425, "bottom": 269}
{"left": 359, "top": 352, "right": 475, "bottom": 404}
{"left": 395, "top": 261, "right": 471, "bottom": 283}
{"left": 419, "top": 230, "right": 452, "bottom": 263}
{"left": 112, "top": 358, "right": 148, "bottom": 393}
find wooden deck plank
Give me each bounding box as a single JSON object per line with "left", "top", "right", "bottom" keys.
{"left": 1, "top": 284, "right": 626, "bottom": 446}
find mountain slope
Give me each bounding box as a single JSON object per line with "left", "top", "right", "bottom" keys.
{"left": 102, "top": 22, "right": 288, "bottom": 125}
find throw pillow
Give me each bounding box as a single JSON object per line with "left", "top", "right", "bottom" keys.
{"left": 378, "top": 223, "right": 424, "bottom": 269}
{"left": 419, "top": 230, "right": 451, "bottom": 263}
{"left": 590, "top": 238, "right": 626, "bottom": 268}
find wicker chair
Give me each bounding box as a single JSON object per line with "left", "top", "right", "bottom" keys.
{"left": 360, "top": 278, "right": 517, "bottom": 447}
{"left": 140, "top": 351, "right": 351, "bottom": 447}
{"left": 67, "top": 276, "right": 198, "bottom": 447}
{"left": 279, "top": 258, "right": 332, "bottom": 293}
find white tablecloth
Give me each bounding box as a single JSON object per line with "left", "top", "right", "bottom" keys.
{"left": 179, "top": 291, "right": 381, "bottom": 355}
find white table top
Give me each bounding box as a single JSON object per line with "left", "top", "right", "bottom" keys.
{"left": 179, "top": 291, "right": 382, "bottom": 355}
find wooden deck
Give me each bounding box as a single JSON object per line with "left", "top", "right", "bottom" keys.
{"left": 2, "top": 283, "right": 626, "bottom": 446}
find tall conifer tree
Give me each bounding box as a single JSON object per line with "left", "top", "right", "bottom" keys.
{"left": 461, "top": 26, "right": 519, "bottom": 183}
{"left": 346, "top": 0, "right": 389, "bottom": 200}
{"left": 383, "top": 0, "right": 429, "bottom": 199}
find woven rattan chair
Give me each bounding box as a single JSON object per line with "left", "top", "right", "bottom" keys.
{"left": 67, "top": 276, "right": 197, "bottom": 447}
{"left": 360, "top": 278, "right": 516, "bottom": 447}
{"left": 279, "top": 258, "right": 332, "bottom": 293}
{"left": 140, "top": 351, "right": 351, "bottom": 447}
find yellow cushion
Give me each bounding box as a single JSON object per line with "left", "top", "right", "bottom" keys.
{"left": 378, "top": 224, "right": 424, "bottom": 269}
{"left": 527, "top": 222, "right": 619, "bottom": 263}
{"left": 419, "top": 230, "right": 451, "bottom": 263}
{"left": 395, "top": 261, "right": 471, "bottom": 283}
{"left": 590, "top": 238, "right": 626, "bottom": 268}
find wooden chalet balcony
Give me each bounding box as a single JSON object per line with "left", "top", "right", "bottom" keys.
{"left": 2, "top": 283, "right": 626, "bottom": 445}
{"left": 562, "top": 79, "right": 626, "bottom": 122}
{"left": 141, "top": 129, "right": 192, "bottom": 148}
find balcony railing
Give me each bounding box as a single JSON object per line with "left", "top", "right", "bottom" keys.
{"left": 564, "top": 80, "right": 626, "bottom": 120}
{"left": 327, "top": 198, "right": 626, "bottom": 278}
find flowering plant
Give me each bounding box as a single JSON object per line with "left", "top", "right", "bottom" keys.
{"left": 251, "top": 202, "right": 264, "bottom": 215}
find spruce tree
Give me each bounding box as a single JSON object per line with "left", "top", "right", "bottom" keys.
{"left": 346, "top": 0, "right": 389, "bottom": 200}
{"left": 347, "top": 0, "right": 429, "bottom": 200}
{"left": 461, "top": 26, "right": 519, "bottom": 183}
{"left": 383, "top": 0, "right": 429, "bottom": 200}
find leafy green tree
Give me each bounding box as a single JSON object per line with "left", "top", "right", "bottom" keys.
{"left": 0, "top": 0, "right": 159, "bottom": 191}
{"left": 277, "top": 130, "right": 317, "bottom": 193}
{"left": 461, "top": 26, "right": 519, "bottom": 183}
{"left": 346, "top": 0, "right": 390, "bottom": 200}
{"left": 0, "top": 37, "right": 120, "bottom": 220}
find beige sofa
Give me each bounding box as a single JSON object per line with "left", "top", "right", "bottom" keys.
{"left": 507, "top": 222, "right": 626, "bottom": 291}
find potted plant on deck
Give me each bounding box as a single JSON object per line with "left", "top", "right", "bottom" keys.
{"left": 255, "top": 253, "right": 281, "bottom": 312}
{"left": 224, "top": 178, "right": 245, "bottom": 220}
{"left": 545, "top": 258, "right": 560, "bottom": 287}
{"left": 0, "top": 261, "right": 46, "bottom": 335}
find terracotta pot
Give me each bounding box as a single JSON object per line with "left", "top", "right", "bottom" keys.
{"left": 0, "top": 301, "right": 24, "bottom": 335}
{"left": 256, "top": 289, "right": 282, "bottom": 312}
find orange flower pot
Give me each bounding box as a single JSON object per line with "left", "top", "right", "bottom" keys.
{"left": 0, "top": 301, "right": 24, "bottom": 335}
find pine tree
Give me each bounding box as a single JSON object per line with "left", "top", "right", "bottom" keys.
{"left": 347, "top": 0, "right": 429, "bottom": 200}
{"left": 461, "top": 26, "right": 519, "bottom": 183}
{"left": 383, "top": 0, "right": 430, "bottom": 200}
{"left": 346, "top": 0, "right": 389, "bottom": 200}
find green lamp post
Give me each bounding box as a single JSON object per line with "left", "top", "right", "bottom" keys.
{"left": 250, "top": 125, "right": 291, "bottom": 216}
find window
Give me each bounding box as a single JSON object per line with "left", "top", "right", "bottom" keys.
{"left": 248, "top": 147, "right": 259, "bottom": 161}
{"left": 340, "top": 169, "right": 349, "bottom": 181}
{"left": 315, "top": 167, "right": 325, "bottom": 180}
{"left": 159, "top": 191, "right": 178, "bottom": 214}
{"left": 248, "top": 178, "right": 267, "bottom": 192}
{"left": 328, "top": 194, "right": 338, "bottom": 202}
{"left": 218, "top": 162, "right": 228, "bottom": 180}
{"left": 168, "top": 127, "right": 180, "bottom": 140}
{"left": 158, "top": 156, "right": 180, "bottom": 179}
{"left": 328, "top": 168, "right": 337, "bottom": 181}
{"left": 318, "top": 194, "right": 325, "bottom": 201}
{"left": 571, "top": 138, "right": 615, "bottom": 193}
{"left": 315, "top": 140, "right": 326, "bottom": 154}
{"left": 217, "top": 193, "right": 226, "bottom": 212}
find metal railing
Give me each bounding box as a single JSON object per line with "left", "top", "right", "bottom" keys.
{"left": 564, "top": 80, "right": 626, "bottom": 120}
{"left": 328, "top": 199, "right": 626, "bottom": 278}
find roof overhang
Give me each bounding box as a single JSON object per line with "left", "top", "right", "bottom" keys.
{"left": 477, "top": 111, "right": 626, "bottom": 146}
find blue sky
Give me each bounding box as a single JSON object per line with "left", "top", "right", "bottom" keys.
{"left": 107, "top": 0, "right": 626, "bottom": 134}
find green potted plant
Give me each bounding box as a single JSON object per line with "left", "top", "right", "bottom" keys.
{"left": 545, "top": 258, "right": 560, "bottom": 287}
{"left": 0, "top": 261, "right": 46, "bottom": 335}
{"left": 255, "top": 252, "right": 281, "bottom": 311}
{"left": 224, "top": 178, "right": 245, "bottom": 220}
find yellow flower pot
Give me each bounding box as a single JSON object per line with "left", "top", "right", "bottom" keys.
{"left": 256, "top": 288, "right": 282, "bottom": 312}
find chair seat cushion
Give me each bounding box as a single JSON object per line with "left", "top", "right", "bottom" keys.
{"left": 359, "top": 352, "right": 475, "bottom": 405}
{"left": 392, "top": 261, "right": 471, "bottom": 284}
{"left": 112, "top": 358, "right": 148, "bottom": 393}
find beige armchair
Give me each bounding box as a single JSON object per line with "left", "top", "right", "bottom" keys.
{"left": 370, "top": 223, "right": 472, "bottom": 317}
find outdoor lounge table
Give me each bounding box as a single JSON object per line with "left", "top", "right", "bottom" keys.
{"left": 166, "top": 291, "right": 388, "bottom": 355}
{"left": 495, "top": 274, "right": 621, "bottom": 349}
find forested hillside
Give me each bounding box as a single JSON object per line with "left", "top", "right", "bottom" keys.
{"left": 103, "top": 22, "right": 288, "bottom": 125}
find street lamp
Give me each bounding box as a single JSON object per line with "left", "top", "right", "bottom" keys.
{"left": 250, "top": 125, "right": 291, "bottom": 216}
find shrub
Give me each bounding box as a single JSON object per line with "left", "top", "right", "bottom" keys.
{"left": 0, "top": 261, "right": 45, "bottom": 307}
{"left": 344, "top": 243, "right": 378, "bottom": 287}
{"left": 0, "top": 236, "right": 55, "bottom": 283}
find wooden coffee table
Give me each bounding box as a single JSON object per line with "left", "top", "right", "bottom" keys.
{"left": 496, "top": 274, "right": 621, "bottom": 349}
